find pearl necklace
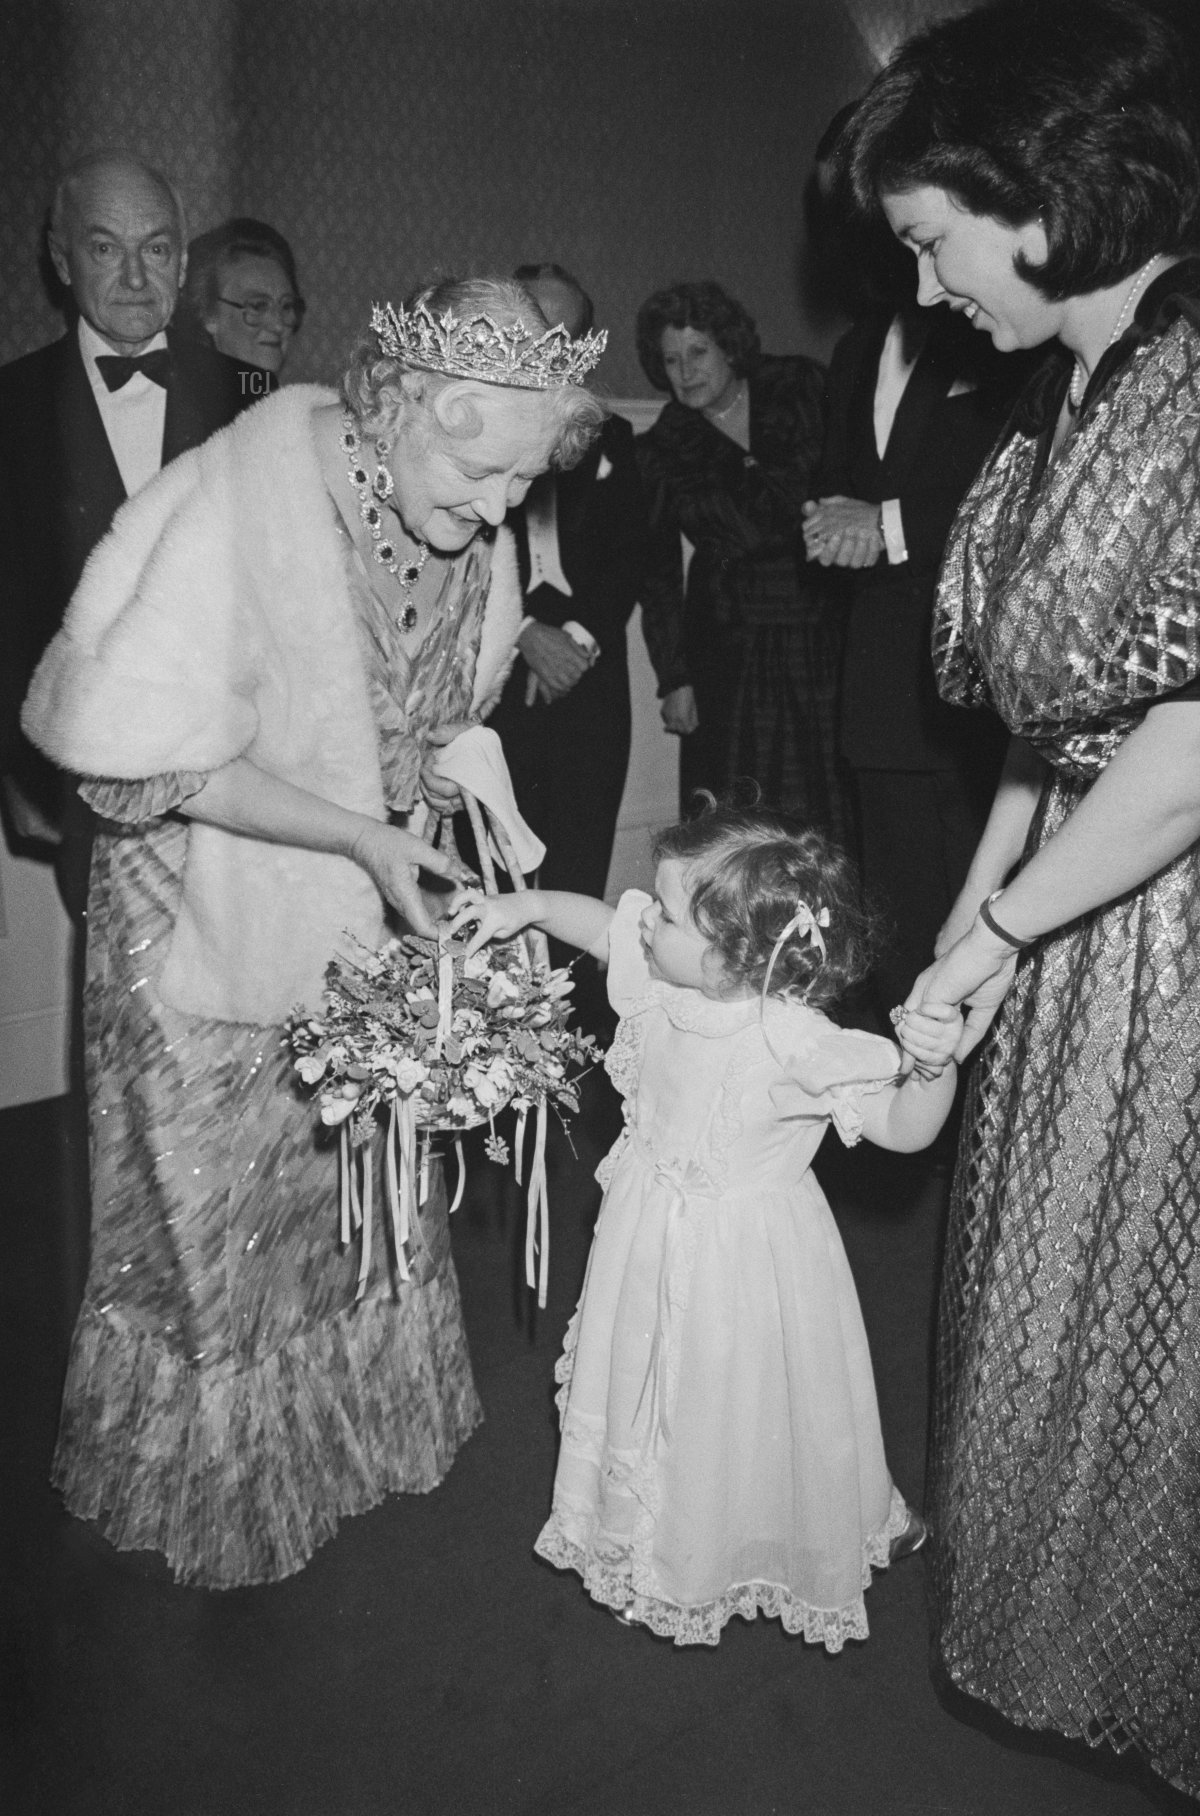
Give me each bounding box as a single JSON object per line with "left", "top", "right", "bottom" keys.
{"left": 1068, "top": 257, "right": 1165, "bottom": 411}
{"left": 705, "top": 380, "right": 748, "bottom": 423}
{"left": 341, "top": 411, "right": 428, "bottom": 631}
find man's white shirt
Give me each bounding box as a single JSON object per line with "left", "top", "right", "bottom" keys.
{"left": 78, "top": 317, "right": 168, "bottom": 497}
{"left": 872, "top": 312, "right": 916, "bottom": 566}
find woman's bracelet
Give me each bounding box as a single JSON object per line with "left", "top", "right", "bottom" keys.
{"left": 978, "top": 890, "right": 1034, "bottom": 949}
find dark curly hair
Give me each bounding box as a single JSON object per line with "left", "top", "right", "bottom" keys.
{"left": 840, "top": 0, "right": 1200, "bottom": 300}
{"left": 635, "top": 281, "right": 761, "bottom": 393}
{"left": 653, "top": 801, "right": 876, "bottom": 1011}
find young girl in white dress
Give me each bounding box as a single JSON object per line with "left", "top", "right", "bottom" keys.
{"left": 449, "top": 804, "right": 960, "bottom": 1648}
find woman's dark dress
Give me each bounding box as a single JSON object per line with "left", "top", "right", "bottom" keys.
{"left": 636, "top": 355, "right": 848, "bottom": 839}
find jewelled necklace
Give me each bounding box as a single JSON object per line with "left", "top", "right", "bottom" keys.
{"left": 1067, "top": 256, "right": 1165, "bottom": 412}
{"left": 341, "top": 411, "right": 428, "bottom": 631}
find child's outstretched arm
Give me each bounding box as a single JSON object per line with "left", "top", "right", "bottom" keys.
{"left": 860, "top": 1004, "right": 964, "bottom": 1153}
{"left": 447, "top": 887, "right": 615, "bottom": 961}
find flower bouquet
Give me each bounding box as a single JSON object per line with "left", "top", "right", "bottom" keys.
{"left": 290, "top": 927, "right": 597, "bottom": 1305}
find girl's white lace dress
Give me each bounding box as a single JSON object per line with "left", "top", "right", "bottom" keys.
{"left": 534, "top": 890, "right": 911, "bottom": 1647}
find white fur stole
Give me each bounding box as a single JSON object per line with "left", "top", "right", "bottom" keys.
{"left": 23, "top": 386, "right": 522, "bottom": 1024}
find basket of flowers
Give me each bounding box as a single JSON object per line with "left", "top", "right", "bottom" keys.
{"left": 289, "top": 791, "right": 596, "bottom": 1306}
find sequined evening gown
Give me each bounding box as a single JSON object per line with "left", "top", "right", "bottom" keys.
{"left": 51, "top": 528, "right": 491, "bottom": 1588}
{"left": 927, "top": 266, "right": 1200, "bottom": 1798}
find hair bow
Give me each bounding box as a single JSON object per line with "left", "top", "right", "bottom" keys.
{"left": 788, "top": 898, "right": 830, "bottom": 962}
{"left": 759, "top": 896, "right": 831, "bottom": 1065}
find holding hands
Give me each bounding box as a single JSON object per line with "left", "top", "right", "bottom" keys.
{"left": 890, "top": 999, "right": 965, "bottom": 1078}
{"left": 900, "top": 889, "right": 1029, "bottom": 1062}
{"left": 903, "top": 941, "right": 1018, "bottom": 1062}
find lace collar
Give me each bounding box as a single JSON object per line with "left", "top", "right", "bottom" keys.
{"left": 645, "top": 977, "right": 763, "bottom": 1037}
{"left": 646, "top": 978, "right": 834, "bottom": 1043}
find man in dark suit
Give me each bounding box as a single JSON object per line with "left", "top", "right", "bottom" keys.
{"left": 804, "top": 303, "right": 1029, "bottom": 1013}
{"left": 0, "top": 150, "right": 267, "bottom": 912}
{"left": 490, "top": 265, "right": 650, "bottom": 917}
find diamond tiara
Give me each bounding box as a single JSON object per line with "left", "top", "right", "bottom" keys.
{"left": 371, "top": 300, "right": 606, "bottom": 390}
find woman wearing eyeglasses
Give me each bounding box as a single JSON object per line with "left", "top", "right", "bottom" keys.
{"left": 181, "top": 217, "right": 305, "bottom": 377}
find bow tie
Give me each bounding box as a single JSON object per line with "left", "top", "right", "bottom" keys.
{"left": 95, "top": 349, "right": 172, "bottom": 392}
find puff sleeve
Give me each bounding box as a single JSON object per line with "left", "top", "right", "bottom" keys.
{"left": 606, "top": 889, "right": 654, "bottom": 1014}
{"left": 767, "top": 1007, "right": 901, "bottom": 1146}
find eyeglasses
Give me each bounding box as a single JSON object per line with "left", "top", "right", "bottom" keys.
{"left": 216, "top": 293, "right": 306, "bottom": 329}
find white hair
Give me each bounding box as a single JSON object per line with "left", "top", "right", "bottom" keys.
{"left": 50, "top": 151, "right": 187, "bottom": 245}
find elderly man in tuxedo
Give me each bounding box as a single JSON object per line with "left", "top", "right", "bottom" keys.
{"left": 0, "top": 150, "right": 265, "bottom": 913}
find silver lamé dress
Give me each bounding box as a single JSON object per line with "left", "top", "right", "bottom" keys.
{"left": 928, "top": 294, "right": 1200, "bottom": 1797}
{"left": 53, "top": 526, "right": 490, "bottom": 1588}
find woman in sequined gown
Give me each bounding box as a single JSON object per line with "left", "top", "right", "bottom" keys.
{"left": 21, "top": 276, "right": 604, "bottom": 1587}
{"left": 842, "top": 0, "right": 1200, "bottom": 1797}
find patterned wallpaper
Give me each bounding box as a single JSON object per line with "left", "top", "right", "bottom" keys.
{"left": 0, "top": 1, "right": 68, "bottom": 365}
{"left": 230, "top": 0, "right": 876, "bottom": 394}
{"left": 0, "top": 0, "right": 891, "bottom": 386}
{"left": 0, "top": 0, "right": 242, "bottom": 365}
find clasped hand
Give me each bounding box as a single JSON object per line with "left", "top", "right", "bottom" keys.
{"left": 519, "top": 621, "right": 592, "bottom": 702}
{"left": 890, "top": 1000, "right": 964, "bottom": 1078}
{"left": 901, "top": 926, "right": 1020, "bottom": 1064}
{"left": 801, "top": 496, "right": 885, "bottom": 569}
{"left": 660, "top": 683, "right": 699, "bottom": 736}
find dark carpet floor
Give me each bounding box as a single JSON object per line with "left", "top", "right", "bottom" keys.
{"left": 3, "top": 1078, "right": 1194, "bottom": 1816}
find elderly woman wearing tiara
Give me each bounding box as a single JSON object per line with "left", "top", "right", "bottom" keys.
{"left": 22, "top": 275, "right": 606, "bottom": 1588}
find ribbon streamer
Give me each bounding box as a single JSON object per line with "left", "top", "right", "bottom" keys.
{"left": 339, "top": 1123, "right": 352, "bottom": 1247}
{"left": 632, "top": 1149, "right": 714, "bottom": 1444}
{"left": 342, "top": 1094, "right": 450, "bottom": 1302}
{"left": 514, "top": 1102, "right": 528, "bottom": 1186}
{"left": 356, "top": 1142, "right": 373, "bottom": 1302}
{"left": 462, "top": 790, "right": 500, "bottom": 896}
{"left": 436, "top": 947, "right": 454, "bottom": 1054}
{"left": 524, "top": 1098, "right": 550, "bottom": 1309}
{"left": 759, "top": 897, "right": 830, "bottom": 1067}
{"left": 449, "top": 1137, "right": 466, "bottom": 1215}
{"left": 385, "top": 1099, "right": 410, "bottom": 1285}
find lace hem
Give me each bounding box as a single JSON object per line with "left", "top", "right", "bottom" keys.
{"left": 534, "top": 1486, "right": 912, "bottom": 1650}
{"left": 552, "top": 1299, "right": 583, "bottom": 1422}
{"left": 53, "top": 1281, "right": 483, "bottom": 1590}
